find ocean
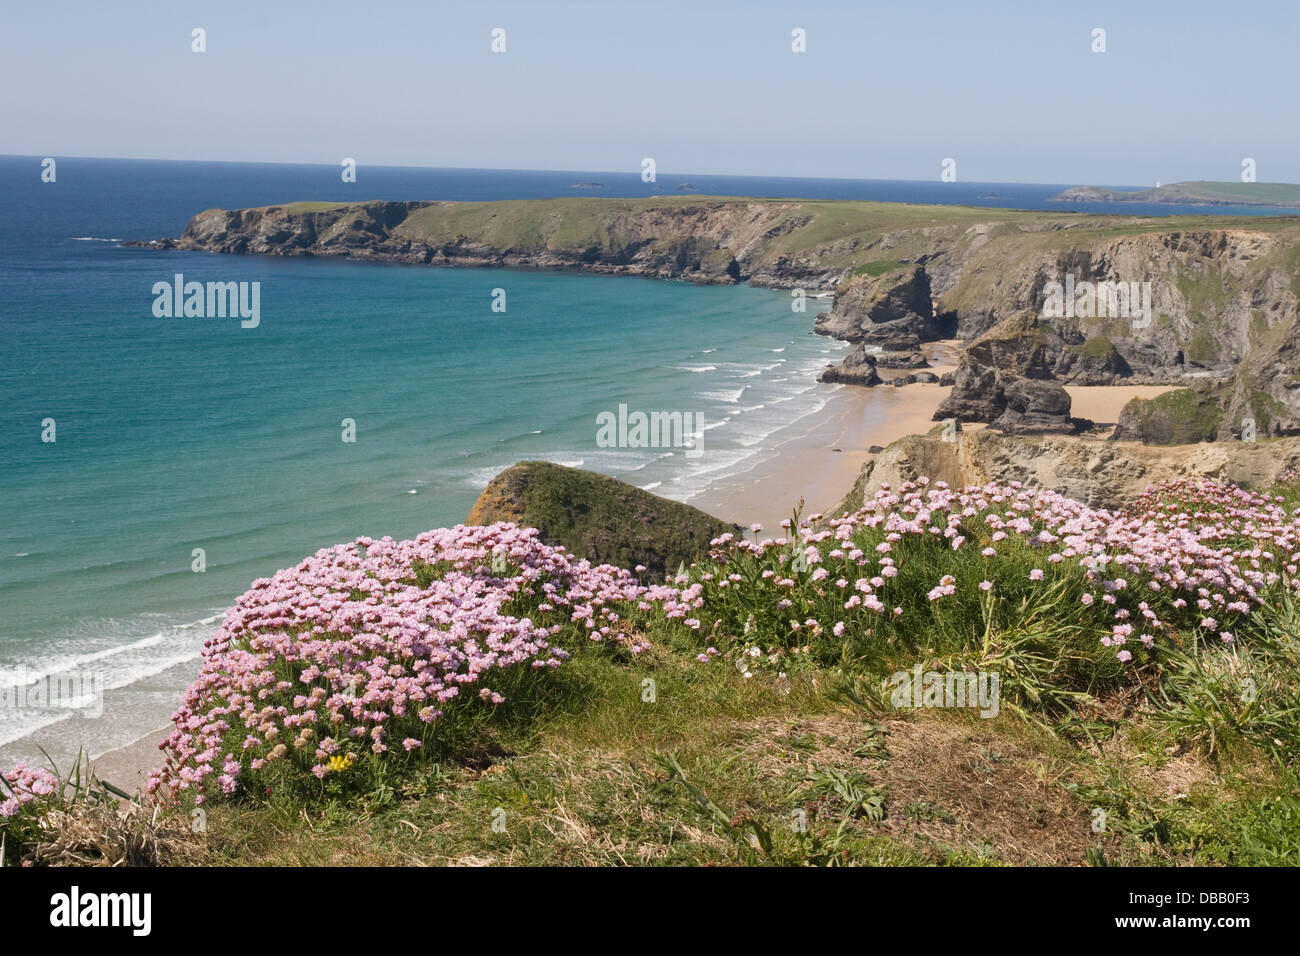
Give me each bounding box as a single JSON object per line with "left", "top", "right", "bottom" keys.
{"left": 0, "top": 155, "right": 1292, "bottom": 767}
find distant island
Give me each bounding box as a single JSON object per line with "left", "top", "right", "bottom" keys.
{"left": 571, "top": 182, "right": 605, "bottom": 189}
{"left": 677, "top": 182, "right": 695, "bottom": 191}
{"left": 1052, "top": 180, "right": 1300, "bottom": 208}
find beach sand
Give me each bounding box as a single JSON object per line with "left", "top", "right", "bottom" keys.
{"left": 688, "top": 340, "right": 961, "bottom": 530}
{"left": 90, "top": 727, "right": 171, "bottom": 793}
{"left": 690, "top": 381, "right": 950, "bottom": 530}
{"left": 1065, "top": 384, "right": 1175, "bottom": 425}
{"left": 690, "top": 378, "right": 1177, "bottom": 532}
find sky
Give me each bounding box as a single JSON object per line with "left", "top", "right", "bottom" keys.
{"left": 2, "top": 0, "right": 1296, "bottom": 185}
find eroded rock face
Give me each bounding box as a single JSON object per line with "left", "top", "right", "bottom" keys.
{"left": 815, "top": 266, "right": 958, "bottom": 381}
{"left": 834, "top": 429, "right": 1300, "bottom": 514}
{"left": 934, "top": 314, "right": 1059, "bottom": 425}
{"left": 918, "top": 228, "right": 1300, "bottom": 440}
{"left": 1111, "top": 385, "right": 1227, "bottom": 444}
{"left": 991, "top": 379, "right": 1089, "bottom": 435}
{"left": 815, "top": 265, "right": 960, "bottom": 348}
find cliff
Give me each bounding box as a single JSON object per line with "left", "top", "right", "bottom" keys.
{"left": 833, "top": 428, "right": 1300, "bottom": 514}
{"left": 139, "top": 197, "right": 1300, "bottom": 442}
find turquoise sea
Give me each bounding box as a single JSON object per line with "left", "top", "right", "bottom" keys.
{"left": 1, "top": 156, "right": 1291, "bottom": 764}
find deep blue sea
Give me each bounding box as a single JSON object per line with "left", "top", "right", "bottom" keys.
{"left": 1, "top": 155, "right": 1293, "bottom": 765}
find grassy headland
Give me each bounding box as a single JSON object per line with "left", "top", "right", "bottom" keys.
{"left": 6, "top": 471, "right": 1300, "bottom": 867}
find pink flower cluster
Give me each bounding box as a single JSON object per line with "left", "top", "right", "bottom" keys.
{"left": 0, "top": 762, "right": 59, "bottom": 818}
{"left": 700, "top": 477, "right": 1300, "bottom": 661}
{"left": 149, "top": 523, "right": 683, "bottom": 801}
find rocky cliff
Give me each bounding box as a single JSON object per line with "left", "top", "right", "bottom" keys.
{"left": 833, "top": 428, "right": 1300, "bottom": 514}
{"left": 140, "top": 197, "right": 1300, "bottom": 442}
{"left": 922, "top": 227, "right": 1300, "bottom": 439}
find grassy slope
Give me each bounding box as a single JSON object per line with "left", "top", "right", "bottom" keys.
{"left": 192, "top": 629, "right": 1299, "bottom": 868}
{"left": 258, "top": 196, "right": 1300, "bottom": 281}
{"left": 467, "top": 461, "right": 739, "bottom": 578}
{"left": 1060, "top": 182, "right": 1300, "bottom": 207}
{"left": 73, "top": 477, "right": 1295, "bottom": 869}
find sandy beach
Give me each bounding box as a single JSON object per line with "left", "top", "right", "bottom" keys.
{"left": 690, "top": 381, "right": 952, "bottom": 529}
{"left": 90, "top": 726, "right": 171, "bottom": 792}
{"left": 690, "top": 379, "right": 1178, "bottom": 531}
{"left": 1065, "top": 384, "right": 1175, "bottom": 424}
{"left": 688, "top": 340, "right": 961, "bottom": 529}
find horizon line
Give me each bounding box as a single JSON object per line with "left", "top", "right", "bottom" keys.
{"left": 0, "top": 153, "right": 1178, "bottom": 192}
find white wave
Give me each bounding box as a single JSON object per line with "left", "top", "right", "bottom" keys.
{"left": 0, "top": 633, "right": 165, "bottom": 686}
{"left": 672, "top": 365, "right": 717, "bottom": 373}
{"left": 70, "top": 236, "right": 122, "bottom": 242}
{"left": 698, "top": 387, "right": 746, "bottom": 403}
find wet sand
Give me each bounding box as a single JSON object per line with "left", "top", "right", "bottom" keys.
{"left": 690, "top": 381, "right": 951, "bottom": 530}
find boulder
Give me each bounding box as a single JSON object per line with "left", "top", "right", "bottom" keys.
{"left": 876, "top": 350, "right": 930, "bottom": 369}
{"left": 819, "top": 347, "right": 882, "bottom": 387}
{"left": 991, "top": 379, "right": 1089, "bottom": 435}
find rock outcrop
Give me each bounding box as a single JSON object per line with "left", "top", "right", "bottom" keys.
{"left": 466, "top": 461, "right": 737, "bottom": 578}
{"left": 990, "top": 379, "right": 1091, "bottom": 435}
{"left": 933, "top": 314, "right": 1065, "bottom": 426}
{"left": 931, "top": 230, "right": 1300, "bottom": 440}
{"left": 832, "top": 429, "right": 1300, "bottom": 514}
{"left": 819, "top": 348, "right": 882, "bottom": 386}
{"left": 814, "top": 265, "right": 957, "bottom": 380}
{"left": 1111, "top": 386, "right": 1225, "bottom": 444}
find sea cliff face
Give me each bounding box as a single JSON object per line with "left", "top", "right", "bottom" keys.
{"left": 140, "top": 197, "right": 1300, "bottom": 441}
{"left": 145, "top": 198, "right": 825, "bottom": 286}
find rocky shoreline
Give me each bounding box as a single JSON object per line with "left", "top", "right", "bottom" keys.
{"left": 134, "top": 196, "right": 1300, "bottom": 443}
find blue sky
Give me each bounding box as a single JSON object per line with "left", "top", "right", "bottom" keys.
{"left": 2, "top": 0, "right": 1295, "bottom": 185}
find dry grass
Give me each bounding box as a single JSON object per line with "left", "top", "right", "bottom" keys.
{"left": 30, "top": 800, "right": 203, "bottom": 867}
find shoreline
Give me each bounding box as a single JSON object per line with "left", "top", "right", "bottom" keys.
{"left": 90, "top": 725, "right": 173, "bottom": 793}
{"left": 27, "top": 374, "right": 1180, "bottom": 786}
{"left": 688, "top": 341, "right": 960, "bottom": 529}
{"left": 689, "top": 380, "right": 952, "bottom": 529}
